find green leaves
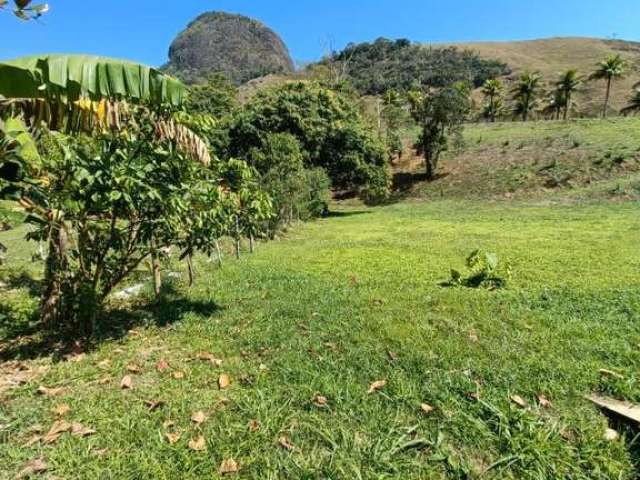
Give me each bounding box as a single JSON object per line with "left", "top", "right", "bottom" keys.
{"left": 0, "top": 55, "right": 186, "bottom": 105}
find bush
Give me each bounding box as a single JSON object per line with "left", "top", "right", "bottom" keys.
{"left": 448, "top": 250, "right": 512, "bottom": 289}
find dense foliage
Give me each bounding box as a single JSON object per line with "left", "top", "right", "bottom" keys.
{"left": 321, "top": 38, "right": 510, "bottom": 95}
{"left": 228, "top": 81, "right": 391, "bottom": 202}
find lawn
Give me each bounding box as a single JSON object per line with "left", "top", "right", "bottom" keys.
{"left": 1, "top": 199, "right": 639, "bottom": 479}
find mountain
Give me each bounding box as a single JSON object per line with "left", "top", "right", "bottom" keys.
{"left": 442, "top": 37, "right": 640, "bottom": 115}
{"left": 163, "top": 12, "right": 295, "bottom": 85}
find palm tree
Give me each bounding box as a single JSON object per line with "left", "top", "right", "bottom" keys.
{"left": 542, "top": 90, "right": 565, "bottom": 120}
{"left": 511, "top": 72, "right": 543, "bottom": 122}
{"left": 555, "top": 69, "right": 583, "bottom": 120}
{"left": 621, "top": 84, "right": 640, "bottom": 116}
{"left": 590, "top": 54, "right": 627, "bottom": 118}
{"left": 481, "top": 79, "right": 504, "bottom": 122}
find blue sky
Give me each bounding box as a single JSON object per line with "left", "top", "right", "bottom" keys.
{"left": 1, "top": 0, "right": 639, "bottom": 67}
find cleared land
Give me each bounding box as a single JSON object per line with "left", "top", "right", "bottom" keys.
{"left": 1, "top": 119, "right": 639, "bottom": 479}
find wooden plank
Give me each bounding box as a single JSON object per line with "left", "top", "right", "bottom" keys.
{"left": 586, "top": 394, "right": 640, "bottom": 424}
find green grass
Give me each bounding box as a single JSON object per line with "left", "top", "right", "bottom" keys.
{"left": 1, "top": 199, "right": 639, "bottom": 479}
{"left": 401, "top": 117, "right": 640, "bottom": 201}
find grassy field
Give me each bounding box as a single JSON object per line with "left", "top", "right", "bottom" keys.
{"left": 1, "top": 198, "right": 639, "bottom": 479}
{"left": 397, "top": 117, "right": 640, "bottom": 201}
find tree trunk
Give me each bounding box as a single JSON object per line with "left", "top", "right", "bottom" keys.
{"left": 425, "top": 152, "right": 436, "bottom": 181}
{"left": 214, "top": 240, "right": 223, "bottom": 268}
{"left": 249, "top": 234, "right": 255, "bottom": 254}
{"left": 603, "top": 77, "right": 612, "bottom": 118}
{"left": 150, "top": 237, "right": 161, "bottom": 297}
{"left": 40, "top": 224, "right": 67, "bottom": 327}
{"left": 234, "top": 216, "right": 241, "bottom": 260}
{"left": 186, "top": 254, "right": 195, "bottom": 287}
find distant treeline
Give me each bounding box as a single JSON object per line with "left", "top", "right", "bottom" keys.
{"left": 320, "top": 38, "right": 511, "bottom": 95}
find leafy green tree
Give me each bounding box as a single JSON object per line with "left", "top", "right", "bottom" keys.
{"left": 481, "top": 79, "right": 505, "bottom": 122}
{"left": 185, "top": 73, "right": 239, "bottom": 117}
{"left": 228, "top": 82, "right": 390, "bottom": 202}
{"left": 381, "top": 90, "right": 406, "bottom": 160}
{"left": 409, "top": 83, "right": 471, "bottom": 181}
{"left": 511, "top": 72, "right": 543, "bottom": 122}
{"left": 590, "top": 54, "right": 627, "bottom": 118}
{"left": 554, "top": 69, "right": 583, "bottom": 120}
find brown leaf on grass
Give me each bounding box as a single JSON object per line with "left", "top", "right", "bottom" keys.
{"left": 70, "top": 422, "right": 96, "bottom": 437}
{"left": 37, "top": 385, "right": 66, "bottom": 397}
{"left": 44, "top": 420, "right": 71, "bottom": 444}
{"left": 196, "top": 352, "right": 223, "bottom": 367}
{"left": 97, "top": 360, "right": 111, "bottom": 369}
{"left": 92, "top": 448, "right": 109, "bottom": 457}
{"left": 511, "top": 395, "right": 528, "bottom": 408}
{"left": 17, "top": 458, "right": 48, "bottom": 478}
{"left": 165, "top": 432, "right": 181, "bottom": 445}
{"left": 218, "top": 374, "right": 231, "bottom": 390}
{"left": 599, "top": 369, "right": 624, "bottom": 379}
{"left": 120, "top": 375, "right": 133, "bottom": 389}
{"left": 156, "top": 359, "right": 170, "bottom": 372}
{"left": 52, "top": 404, "right": 71, "bottom": 417}
{"left": 605, "top": 428, "right": 620, "bottom": 441}
{"left": 163, "top": 420, "right": 175, "bottom": 429}
{"left": 172, "top": 371, "right": 185, "bottom": 380}
{"left": 387, "top": 350, "right": 399, "bottom": 362}
{"left": 313, "top": 395, "right": 328, "bottom": 408}
{"left": 126, "top": 364, "right": 142, "bottom": 374}
{"left": 420, "top": 403, "right": 435, "bottom": 414}
{"left": 23, "top": 435, "right": 42, "bottom": 447}
{"left": 248, "top": 419, "right": 260, "bottom": 433}
{"left": 368, "top": 380, "right": 387, "bottom": 394}
{"left": 537, "top": 394, "right": 552, "bottom": 408}
{"left": 144, "top": 400, "right": 166, "bottom": 412}
{"left": 468, "top": 330, "right": 479, "bottom": 343}
{"left": 191, "top": 411, "right": 208, "bottom": 425}
{"left": 188, "top": 436, "right": 207, "bottom": 451}
{"left": 278, "top": 436, "right": 296, "bottom": 451}
{"left": 98, "top": 376, "right": 112, "bottom": 385}
{"left": 259, "top": 363, "right": 268, "bottom": 372}
{"left": 218, "top": 458, "right": 239, "bottom": 475}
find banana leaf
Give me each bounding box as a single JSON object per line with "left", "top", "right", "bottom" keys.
{"left": 0, "top": 54, "right": 186, "bottom": 106}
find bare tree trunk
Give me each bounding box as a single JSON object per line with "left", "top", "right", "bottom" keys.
{"left": 603, "top": 77, "right": 612, "bottom": 118}
{"left": 214, "top": 240, "right": 223, "bottom": 268}
{"left": 234, "top": 216, "right": 241, "bottom": 260}
{"left": 150, "top": 237, "right": 161, "bottom": 296}
{"left": 186, "top": 254, "right": 195, "bottom": 287}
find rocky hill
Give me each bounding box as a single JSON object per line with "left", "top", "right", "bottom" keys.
{"left": 163, "top": 12, "right": 295, "bottom": 85}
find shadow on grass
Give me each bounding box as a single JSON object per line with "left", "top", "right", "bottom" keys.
{"left": 326, "top": 210, "right": 371, "bottom": 218}
{"left": 3, "top": 272, "right": 42, "bottom": 297}
{"left": 0, "top": 282, "right": 222, "bottom": 362}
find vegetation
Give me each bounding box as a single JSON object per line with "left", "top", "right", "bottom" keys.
{"left": 481, "top": 79, "right": 505, "bottom": 122}
{"left": 319, "top": 37, "right": 510, "bottom": 95}
{"left": 228, "top": 82, "right": 390, "bottom": 202}
{"left": 511, "top": 72, "right": 543, "bottom": 122}
{"left": 553, "top": 69, "right": 583, "bottom": 120}
{"left": 589, "top": 54, "right": 627, "bottom": 118}
{"left": 409, "top": 83, "right": 471, "bottom": 180}
{"left": 163, "top": 12, "right": 295, "bottom": 85}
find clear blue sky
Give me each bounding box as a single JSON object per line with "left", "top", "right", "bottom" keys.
{"left": 1, "top": 0, "right": 639, "bottom": 67}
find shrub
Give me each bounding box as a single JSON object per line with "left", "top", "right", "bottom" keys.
{"left": 448, "top": 250, "right": 511, "bottom": 289}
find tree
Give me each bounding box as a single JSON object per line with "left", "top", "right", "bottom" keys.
{"left": 590, "top": 54, "right": 626, "bottom": 118}
{"left": 621, "top": 85, "right": 640, "bottom": 116}
{"left": 555, "top": 69, "right": 582, "bottom": 120}
{"left": 185, "top": 73, "right": 239, "bottom": 117}
{"left": 381, "top": 89, "right": 406, "bottom": 160}
{"left": 511, "top": 72, "right": 543, "bottom": 122}
{"left": 481, "top": 79, "right": 505, "bottom": 122}
{"left": 228, "top": 82, "right": 390, "bottom": 202}
{"left": 0, "top": 0, "right": 48, "bottom": 20}
{"left": 409, "top": 83, "right": 471, "bottom": 181}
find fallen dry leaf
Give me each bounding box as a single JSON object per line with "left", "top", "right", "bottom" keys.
{"left": 218, "top": 374, "right": 231, "bottom": 390}
{"left": 126, "top": 364, "right": 142, "bottom": 374}
{"left": 44, "top": 420, "right": 71, "bottom": 444}
{"left": 144, "top": 400, "right": 166, "bottom": 412}
{"left": 23, "top": 435, "right": 42, "bottom": 447}
{"left": 172, "top": 371, "right": 185, "bottom": 380}
{"left": 537, "top": 394, "right": 552, "bottom": 408}
{"left": 511, "top": 395, "right": 528, "bottom": 408}
{"left": 156, "top": 359, "right": 170, "bottom": 372}
{"left": 52, "top": 404, "right": 71, "bottom": 417}
{"left": 120, "top": 375, "right": 133, "bottom": 390}
{"left": 98, "top": 376, "right": 112, "bottom": 385}
{"left": 37, "top": 385, "right": 66, "bottom": 397}
{"left": 97, "top": 360, "right": 111, "bottom": 369}
{"left": 313, "top": 395, "right": 328, "bottom": 407}
{"left": 387, "top": 350, "right": 399, "bottom": 362}
{"left": 420, "top": 403, "right": 435, "bottom": 414}
{"left": 278, "top": 436, "right": 296, "bottom": 451}
{"left": 92, "top": 447, "right": 109, "bottom": 457}
{"left": 191, "top": 411, "right": 208, "bottom": 425}
{"left": 219, "top": 458, "right": 239, "bottom": 475}
{"left": 368, "top": 380, "right": 387, "bottom": 394}
{"left": 599, "top": 369, "right": 624, "bottom": 380}
{"left": 259, "top": 363, "right": 268, "bottom": 372}
{"left": 17, "top": 458, "right": 48, "bottom": 478}
{"left": 188, "top": 435, "right": 207, "bottom": 451}
{"left": 248, "top": 419, "right": 260, "bottom": 432}
{"left": 165, "top": 432, "right": 181, "bottom": 445}
{"left": 196, "top": 352, "right": 223, "bottom": 367}
{"left": 163, "top": 420, "right": 175, "bottom": 429}
{"left": 468, "top": 330, "right": 479, "bottom": 342}
{"left": 70, "top": 422, "right": 96, "bottom": 437}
